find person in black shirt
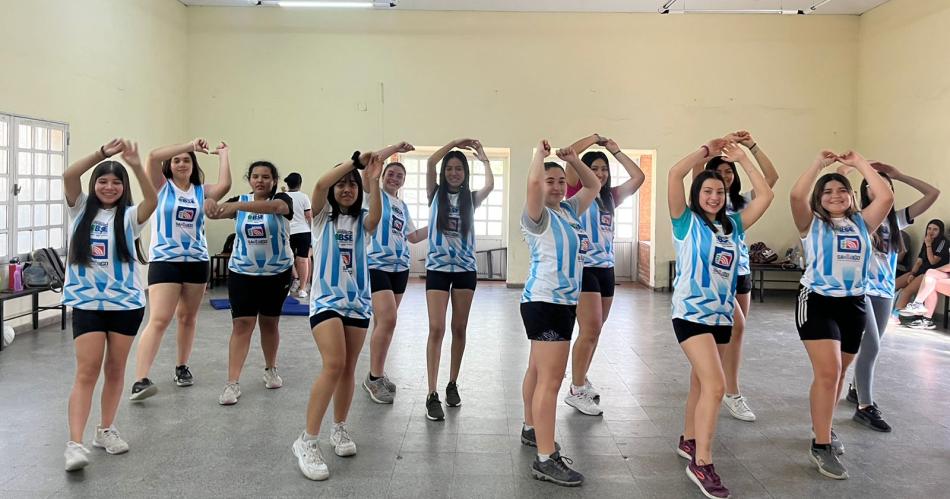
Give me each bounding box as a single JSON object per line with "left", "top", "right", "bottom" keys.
{"left": 894, "top": 219, "right": 948, "bottom": 310}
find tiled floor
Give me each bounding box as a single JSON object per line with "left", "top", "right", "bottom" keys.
{"left": 1, "top": 282, "right": 948, "bottom": 498}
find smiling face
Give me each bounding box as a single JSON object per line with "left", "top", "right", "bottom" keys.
{"left": 334, "top": 175, "right": 360, "bottom": 209}
{"left": 589, "top": 158, "right": 609, "bottom": 187}
{"left": 169, "top": 152, "right": 194, "bottom": 182}
{"left": 382, "top": 164, "right": 406, "bottom": 194}
{"left": 443, "top": 157, "right": 466, "bottom": 189}
{"left": 249, "top": 166, "right": 275, "bottom": 197}
{"left": 820, "top": 180, "right": 853, "bottom": 217}
{"left": 714, "top": 163, "right": 735, "bottom": 189}
{"left": 94, "top": 173, "right": 124, "bottom": 207}
{"left": 698, "top": 178, "right": 726, "bottom": 217}
{"left": 543, "top": 165, "right": 566, "bottom": 208}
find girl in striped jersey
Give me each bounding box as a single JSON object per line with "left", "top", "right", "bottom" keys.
{"left": 670, "top": 139, "right": 773, "bottom": 499}
{"left": 519, "top": 141, "right": 600, "bottom": 487}
{"left": 362, "top": 145, "right": 428, "bottom": 404}
{"left": 693, "top": 130, "right": 779, "bottom": 423}
{"left": 790, "top": 150, "right": 893, "bottom": 480}
{"left": 206, "top": 161, "right": 295, "bottom": 406}
{"left": 292, "top": 148, "right": 387, "bottom": 481}
{"left": 562, "top": 133, "right": 645, "bottom": 416}
{"left": 131, "top": 138, "right": 232, "bottom": 401}
{"left": 423, "top": 138, "right": 494, "bottom": 421}
{"left": 62, "top": 139, "right": 157, "bottom": 471}
{"left": 841, "top": 162, "right": 937, "bottom": 433}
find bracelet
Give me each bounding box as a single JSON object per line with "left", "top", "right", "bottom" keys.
{"left": 748, "top": 142, "right": 758, "bottom": 151}
{"left": 351, "top": 151, "right": 365, "bottom": 170}
{"left": 99, "top": 146, "right": 109, "bottom": 158}
{"left": 610, "top": 149, "right": 622, "bottom": 156}
{"left": 700, "top": 145, "right": 710, "bottom": 158}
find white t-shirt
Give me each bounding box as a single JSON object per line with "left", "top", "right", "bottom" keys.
{"left": 285, "top": 190, "right": 312, "bottom": 235}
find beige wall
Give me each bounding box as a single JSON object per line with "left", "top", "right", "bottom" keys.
{"left": 186, "top": 8, "right": 860, "bottom": 286}
{"left": 0, "top": 0, "right": 188, "bottom": 326}
{"left": 856, "top": 0, "right": 950, "bottom": 245}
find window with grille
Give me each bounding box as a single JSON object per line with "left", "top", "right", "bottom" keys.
{"left": 389, "top": 147, "right": 508, "bottom": 238}
{"left": 0, "top": 113, "right": 69, "bottom": 261}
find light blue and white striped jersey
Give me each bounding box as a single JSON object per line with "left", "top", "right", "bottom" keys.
{"left": 800, "top": 214, "right": 872, "bottom": 297}
{"left": 426, "top": 191, "right": 476, "bottom": 272}
{"left": 310, "top": 203, "right": 371, "bottom": 319}
{"left": 227, "top": 193, "right": 294, "bottom": 276}
{"left": 577, "top": 197, "right": 615, "bottom": 269}
{"left": 368, "top": 191, "right": 416, "bottom": 272}
{"left": 149, "top": 181, "right": 208, "bottom": 262}
{"left": 866, "top": 208, "right": 911, "bottom": 298}
{"left": 726, "top": 191, "right": 753, "bottom": 276}
{"left": 671, "top": 211, "right": 745, "bottom": 326}
{"left": 62, "top": 193, "right": 146, "bottom": 311}
{"left": 521, "top": 197, "right": 588, "bottom": 305}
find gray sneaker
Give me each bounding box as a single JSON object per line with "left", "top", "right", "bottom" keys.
{"left": 362, "top": 373, "right": 394, "bottom": 404}
{"left": 531, "top": 452, "right": 584, "bottom": 487}
{"left": 811, "top": 429, "right": 844, "bottom": 456}
{"left": 381, "top": 375, "right": 397, "bottom": 393}
{"left": 520, "top": 426, "right": 561, "bottom": 452}
{"left": 809, "top": 442, "right": 848, "bottom": 479}
{"left": 92, "top": 425, "right": 129, "bottom": 455}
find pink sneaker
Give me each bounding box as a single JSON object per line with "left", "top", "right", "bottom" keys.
{"left": 686, "top": 458, "right": 731, "bottom": 499}
{"left": 677, "top": 435, "right": 696, "bottom": 460}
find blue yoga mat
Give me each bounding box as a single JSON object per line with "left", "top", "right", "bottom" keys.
{"left": 209, "top": 296, "right": 309, "bottom": 316}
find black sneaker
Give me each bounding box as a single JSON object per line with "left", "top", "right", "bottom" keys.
{"left": 853, "top": 404, "right": 892, "bottom": 432}
{"left": 174, "top": 365, "right": 194, "bottom": 387}
{"left": 129, "top": 378, "right": 158, "bottom": 401}
{"left": 520, "top": 426, "right": 561, "bottom": 452}
{"left": 445, "top": 381, "right": 461, "bottom": 407}
{"left": 846, "top": 383, "right": 858, "bottom": 405}
{"left": 531, "top": 452, "right": 584, "bottom": 487}
{"left": 909, "top": 318, "right": 936, "bottom": 330}
{"left": 425, "top": 392, "right": 445, "bottom": 421}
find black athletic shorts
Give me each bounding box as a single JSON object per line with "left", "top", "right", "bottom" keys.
{"left": 581, "top": 266, "right": 616, "bottom": 297}
{"left": 309, "top": 310, "right": 370, "bottom": 329}
{"left": 795, "top": 286, "right": 866, "bottom": 354}
{"left": 425, "top": 270, "right": 477, "bottom": 292}
{"left": 736, "top": 273, "right": 753, "bottom": 295}
{"left": 72, "top": 308, "right": 145, "bottom": 339}
{"left": 148, "top": 261, "right": 210, "bottom": 285}
{"left": 227, "top": 268, "right": 293, "bottom": 318}
{"left": 370, "top": 269, "right": 410, "bottom": 295}
{"left": 672, "top": 318, "right": 733, "bottom": 345}
{"left": 520, "top": 301, "right": 577, "bottom": 342}
{"left": 289, "top": 232, "right": 312, "bottom": 258}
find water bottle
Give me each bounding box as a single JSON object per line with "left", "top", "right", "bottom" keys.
{"left": 13, "top": 263, "right": 24, "bottom": 292}
{"left": 7, "top": 257, "right": 19, "bottom": 290}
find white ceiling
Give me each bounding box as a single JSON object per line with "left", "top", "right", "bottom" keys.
{"left": 178, "top": 0, "right": 892, "bottom": 15}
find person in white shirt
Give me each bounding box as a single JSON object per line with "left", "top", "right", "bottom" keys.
{"left": 284, "top": 172, "right": 313, "bottom": 299}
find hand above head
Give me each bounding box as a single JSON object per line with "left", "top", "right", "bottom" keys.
{"left": 869, "top": 161, "right": 900, "bottom": 177}
{"left": 836, "top": 150, "right": 868, "bottom": 167}
{"left": 722, "top": 142, "right": 747, "bottom": 163}
{"left": 556, "top": 147, "right": 579, "bottom": 163}
{"left": 836, "top": 164, "right": 855, "bottom": 176}
{"left": 367, "top": 153, "right": 384, "bottom": 181}
{"left": 539, "top": 139, "right": 552, "bottom": 157}
{"left": 604, "top": 139, "right": 621, "bottom": 154}
{"left": 394, "top": 141, "right": 415, "bottom": 154}
{"left": 453, "top": 138, "right": 478, "bottom": 149}
{"left": 211, "top": 141, "right": 229, "bottom": 156}
{"left": 704, "top": 137, "right": 730, "bottom": 157}
{"left": 192, "top": 138, "right": 210, "bottom": 154}
{"left": 726, "top": 130, "right": 755, "bottom": 148}
{"left": 594, "top": 133, "right": 609, "bottom": 147}
{"left": 101, "top": 138, "right": 124, "bottom": 158}
{"left": 816, "top": 149, "right": 839, "bottom": 168}
{"left": 119, "top": 140, "right": 140, "bottom": 166}
{"left": 468, "top": 140, "right": 489, "bottom": 163}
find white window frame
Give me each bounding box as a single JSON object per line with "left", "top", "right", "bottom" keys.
{"left": 388, "top": 146, "right": 509, "bottom": 240}
{"left": 0, "top": 112, "right": 69, "bottom": 263}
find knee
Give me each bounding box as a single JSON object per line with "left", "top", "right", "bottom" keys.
{"left": 74, "top": 365, "right": 100, "bottom": 387}
{"left": 579, "top": 321, "right": 602, "bottom": 339}
{"left": 176, "top": 311, "right": 198, "bottom": 330}
{"left": 148, "top": 314, "right": 174, "bottom": 332}
{"left": 321, "top": 358, "right": 346, "bottom": 378}
{"left": 814, "top": 366, "right": 841, "bottom": 387}
{"left": 103, "top": 360, "right": 125, "bottom": 382}
{"left": 428, "top": 322, "right": 446, "bottom": 339}
{"left": 701, "top": 377, "right": 726, "bottom": 400}
{"left": 450, "top": 321, "right": 467, "bottom": 337}
{"left": 375, "top": 313, "right": 397, "bottom": 333}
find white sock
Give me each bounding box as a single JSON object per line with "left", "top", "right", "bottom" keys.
{"left": 523, "top": 423, "right": 534, "bottom": 431}
{"left": 538, "top": 453, "right": 551, "bottom": 462}
{"left": 302, "top": 431, "right": 318, "bottom": 442}
{"left": 570, "top": 385, "right": 583, "bottom": 394}
{"left": 726, "top": 393, "right": 740, "bottom": 399}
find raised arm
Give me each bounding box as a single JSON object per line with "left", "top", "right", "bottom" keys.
{"left": 566, "top": 133, "right": 604, "bottom": 186}
{"left": 147, "top": 138, "right": 209, "bottom": 190}
{"left": 470, "top": 140, "right": 494, "bottom": 208}
{"left": 524, "top": 140, "right": 551, "bottom": 224}
{"left": 603, "top": 138, "right": 646, "bottom": 205}
{"left": 870, "top": 161, "right": 940, "bottom": 221}
{"left": 560, "top": 147, "right": 600, "bottom": 215}
{"left": 427, "top": 138, "right": 476, "bottom": 202}
{"left": 407, "top": 226, "right": 428, "bottom": 244}
{"left": 732, "top": 130, "right": 779, "bottom": 188}
{"left": 120, "top": 140, "right": 158, "bottom": 224}
{"left": 361, "top": 141, "right": 416, "bottom": 193}
{"left": 363, "top": 155, "right": 384, "bottom": 233}
{"left": 838, "top": 151, "right": 894, "bottom": 232}
{"left": 722, "top": 143, "right": 774, "bottom": 230}
{"left": 790, "top": 151, "right": 837, "bottom": 235}
{"left": 205, "top": 141, "right": 233, "bottom": 201}
{"left": 311, "top": 151, "right": 375, "bottom": 216}
{"left": 64, "top": 138, "right": 123, "bottom": 207}
{"left": 669, "top": 138, "right": 728, "bottom": 219}
{"left": 207, "top": 196, "right": 290, "bottom": 220}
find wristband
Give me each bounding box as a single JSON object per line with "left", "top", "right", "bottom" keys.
{"left": 700, "top": 145, "right": 710, "bottom": 158}
{"left": 351, "top": 151, "right": 365, "bottom": 170}
{"left": 610, "top": 149, "right": 622, "bottom": 156}
{"left": 748, "top": 142, "right": 758, "bottom": 151}
{"left": 99, "top": 146, "right": 110, "bottom": 158}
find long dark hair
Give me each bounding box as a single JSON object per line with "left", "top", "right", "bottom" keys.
{"left": 435, "top": 150, "right": 474, "bottom": 238}
{"left": 926, "top": 219, "right": 947, "bottom": 249}
{"left": 162, "top": 151, "right": 204, "bottom": 185}
{"left": 246, "top": 160, "right": 279, "bottom": 198}
{"left": 689, "top": 170, "right": 733, "bottom": 235}
{"left": 811, "top": 173, "right": 857, "bottom": 226}
{"left": 860, "top": 173, "right": 904, "bottom": 254}
{"left": 327, "top": 169, "right": 364, "bottom": 222}
{"left": 68, "top": 161, "right": 146, "bottom": 267}
{"left": 705, "top": 156, "right": 745, "bottom": 211}
{"left": 581, "top": 151, "right": 615, "bottom": 216}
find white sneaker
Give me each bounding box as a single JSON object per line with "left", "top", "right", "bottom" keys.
{"left": 899, "top": 302, "right": 927, "bottom": 316}
{"left": 92, "top": 425, "right": 129, "bottom": 454}
{"left": 290, "top": 278, "right": 300, "bottom": 293}
{"left": 64, "top": 441, "right": 90, "bottom": 471}
{"left": 584, "top": 377, "right": 601, "bottom": 402}
{"left": 565, "top": 390, "right": 603, "bottom": 416}
{"left": 330, "top": 422, "right": 357, "bottom": 456}
{"left": 263, "top": 368, "right": 283, "bottom": 389}
{"left": 292, "top": 434, "right": 330, "bottom": 481}
{"left": 722, "top": 394, "right": 756, "bottom": 422}
{"left": 219, "top": 382, "right": 241, "bottom": 405}
{"left": 297, "top": 289, "right": 308, "bottom": 299}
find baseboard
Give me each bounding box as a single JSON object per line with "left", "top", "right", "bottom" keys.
{"left": 11, "top": 311, "right": 69, "bottom": 334}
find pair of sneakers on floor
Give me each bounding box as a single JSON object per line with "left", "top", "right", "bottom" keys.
{"left": 64, "top": 426, "right": 130, "bottom": 472}
{"left": 898, "top": 301, "right": 937, "bottom": 329}
{"left": 219, "top": 367, "right": 283, "bottom": 406}
{"left": 129, "top": 364, "right": 195, "bottom": 402}
{"left": 425, "top": 381, "right": 461, "bottom": 421}
{"left": 292, "top": 422, "right": 357, "bottom": 481}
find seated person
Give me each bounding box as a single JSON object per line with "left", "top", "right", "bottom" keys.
{"left": 900, "top": 262, "right": 950, "bottom": 329}
{"left": 895, "top": 219, "right": 948, "bottom": 310}
{"left": 896, "top": 230, "right": 913, "bottom": 275}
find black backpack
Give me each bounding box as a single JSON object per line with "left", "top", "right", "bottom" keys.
{"left": 30, "top": 247, "right": 66, "bottom": 290}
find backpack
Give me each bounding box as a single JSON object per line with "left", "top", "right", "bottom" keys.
{"left": 30, "top": 247, "right": 66, "bottom": 290}
{"left": 749, "top": 242, "right": 778, "bottom": 264}
{"left": 22, "top": 263, "right": 52, "bottom": 288}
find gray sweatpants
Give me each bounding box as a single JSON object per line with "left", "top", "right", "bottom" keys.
{"left": 853, "top": 295, "right": 892, "bottom": 406}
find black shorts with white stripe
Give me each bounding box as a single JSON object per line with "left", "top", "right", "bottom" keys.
{"left": 794, "top": 285, "right": 866, "bottom": 354}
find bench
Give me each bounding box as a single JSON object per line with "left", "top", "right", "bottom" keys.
{"left": 750, "top": 263, "right": 804, "bottom": 303}
{"left": 0, "top": 287, "right": 67, "bottom": 352}
{"left": 208, "top": 254, "right": 230, "bottom": 289}
{"left": 475, "top": 247, "right": 507, "bottom": 280}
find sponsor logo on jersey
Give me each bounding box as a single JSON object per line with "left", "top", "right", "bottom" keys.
{"left": 836, "top": 225, "right": 856, "bottom": 234}
{"left": 837, "top": 235, "right": 862, "bottom": 253}
{"left": 447, "top": 217, "right": 459, "bottom": 233}
{"left": 91, "top": 239, "right": 109, "bottom": 260}
{"left": 177, "top": 195, "right": 196, "bottom": 204}
{"left": 176, "top": 206, "right": 197, "bottom": 222}
{"left": 600, "top": 213, "right": 612, "bottom": 230}
{"left": 716, "top": 235, "right": 730, "bottom": 245}
{"left": 341, "top": 248, "right": 353, "bottom": 274}
{"left": 92, "top": 222, "right": 109, "bottom": 235}
{"left": 391, "top": 216, "right": 404, "bottom": 232}
{"left": 578, "top": 233, "right": 591, "bottom": 254}
{"left": 712, "top": 247, "right": 735, "bottom": 270}
{"left": 245, "top": 224, "right": 266, "bottom": 238}
{"left": 336, "top": 229, "right": 354, "bottom": 243}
